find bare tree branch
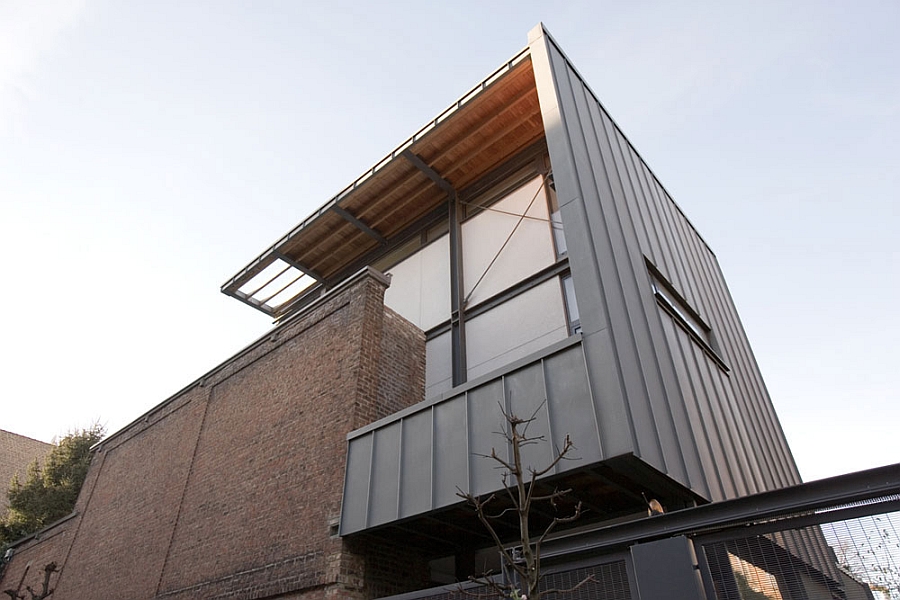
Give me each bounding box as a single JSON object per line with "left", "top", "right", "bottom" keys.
{"left": 4, "top": 563, "right": 57, "bottom": 600}
{"left": 541, "top": 573, "right": 598, "bottom": 597}
{"left": 459, "top": 395, "right": 587, "bottom": 600}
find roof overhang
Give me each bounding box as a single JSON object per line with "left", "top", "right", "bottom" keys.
{"left": 221, "top": 47, "right": 545, "bottom": 318}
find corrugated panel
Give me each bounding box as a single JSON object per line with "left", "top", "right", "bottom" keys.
{"left": 340, "top": 339, "right": 595, "bottom": 535}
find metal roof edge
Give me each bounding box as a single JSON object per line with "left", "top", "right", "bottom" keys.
{"left": 533, "top": 23, "right": 717, "bottom": 257}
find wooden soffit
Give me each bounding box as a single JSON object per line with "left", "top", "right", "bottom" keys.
{"left": 222, "top": 48, "right": 545, "bottom": 318}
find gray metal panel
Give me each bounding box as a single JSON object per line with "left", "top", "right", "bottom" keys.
{"left": 537, "top": 34, "right": 677, "bottom": 480}
{"left": 681, "top": 330, "right": 741, "bottom": 499}
{"left": 659, "top": 316, "right": 718, "bottom": 500}
{"left": 432, "top": 394, "right": 469, "bottom": 507}
{"left": 341, "top": 433, "right": 372, "bottom": 534}
{"left": 368, "top": 421, "right": 402, "bottom": 527}
{"left": 399, "top": 410, "right": 433, "bottom": 519}
{"left": 703, "top": 352, "right": 757, "bottom": 495}
{"left": 542, "top": 345, "right": 603, "bottom": 469}
{"left": 630, "top": 536, "right": 706, "bottom": 600}
{"left": 610, "top": 128, "right": 709, "bottom": 495}
{"left": 467, "top": 379, "right": 506, "bottom": 497}
{"left": 591, "top": 99, "right": 692, "bottom": 484}
{"left": 505, "top": 362, "right": 554, "bottom": 478}
{"left": 528, "top": 29, "right": 636, "bottom": 463}
{"left": 663, "top": 200, "right": 776, "bottom": 493}
{"left": 341, "top": 340, "right": 601, "bottom": 534}
{"left": 528, "top": 25, "right": 804, "bottom": 505}
{"left": 706, "top": 249, "right": 800, "bottom": 487}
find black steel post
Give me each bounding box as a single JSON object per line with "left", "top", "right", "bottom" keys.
{"left": 449, "top": 192, "right": 467, "bottom": 386}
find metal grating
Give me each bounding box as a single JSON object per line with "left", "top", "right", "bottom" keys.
{"left": 540, "top": 561, "right": 631, "bottom": 600}
{"left": 704, "top": 512, "right": 900, "bottom": 600}
{"left": 381, "top": 561, "right": 631, "bottom": 600}
{"left": 822, "top": 512, "right": 900, "bottom": 600}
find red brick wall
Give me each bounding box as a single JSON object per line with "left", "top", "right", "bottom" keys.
{"left": 377, "top": 307, "right": 426, "bottom": 420}
{"left": 0, "top": 430, "right": 52, "bottom": 516}
{"left": 56, "top": 387, "right": 207, "bottom": 599}
{"left": 0, "top": 268, "right": 428, "bottom": 600}
{"left": 0, "top": 516, "right": 74, "bottom": 599}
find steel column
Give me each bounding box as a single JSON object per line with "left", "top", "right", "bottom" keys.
{"left": 449, "top": 193, "right": 467, "bottom": 386}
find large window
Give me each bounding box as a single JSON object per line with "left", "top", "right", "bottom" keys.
{"left": 382, "top": 234, "right": 450, "bottom": 332}
{"left": 379, "top": 158, "right": 576, "bottom": 397}
{"left": 461, "top": 175, "right": 556, "bottom": 307}
{"left": 465, "top": 278, "right": 568, "bottom": 380}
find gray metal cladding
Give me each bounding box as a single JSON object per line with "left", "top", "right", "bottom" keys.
{"left": 528, "top": 26, "right": 803, "bottom": 504}
{"left": 340, "top": 339, "right": 595, "bottom": 535}
{"left": 524, "top": 25, "right": 834, "bottom": 578}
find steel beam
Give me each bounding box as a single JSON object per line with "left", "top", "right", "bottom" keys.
{"left": 399, "top": 150, "right": 468, "bottom": 386}
{"left": 330, "top": 205, "right": 387, "bottom": 245}
{"left": 402, "top": 150, "right": 455, "bottom": 195}
{"left": 272, "top": 251, "right": 324, "bottom": 282}
{"left": 539, "top": 462, "right": 900, "bottom": 560}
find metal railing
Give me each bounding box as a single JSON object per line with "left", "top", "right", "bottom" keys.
{"left": 376, "top": 464, "right": 900, "bottom": 600}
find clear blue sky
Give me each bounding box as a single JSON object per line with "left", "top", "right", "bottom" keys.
{"left": 1, "top": 1, "right": 897, "bottom": 482}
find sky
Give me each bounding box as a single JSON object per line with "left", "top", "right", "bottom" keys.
{"left": 0, "top": 1, "right": 897, "bottom": 483}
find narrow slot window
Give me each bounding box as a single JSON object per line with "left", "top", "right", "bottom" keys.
{"left": 651, "top": 279, "right": 709, "bottom": 343}
{"left": 547, "top": 176, "right": 567, "bottom": 257}
{"left": 647, "top": 267, "right": 726, "bottom": 370}
{"left": 562, "top": 274, "right": 581, "bottom": 335}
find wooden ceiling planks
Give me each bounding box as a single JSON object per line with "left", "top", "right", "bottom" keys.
{"left": 228, "top": 53, "right": 547, "bottom": 314}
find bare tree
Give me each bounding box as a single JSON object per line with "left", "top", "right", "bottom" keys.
{"left": 457, "top": 402, "right": 595, "bottom": 599}
{"left": 4, "top": 562, "right": 58, "bottom": 600}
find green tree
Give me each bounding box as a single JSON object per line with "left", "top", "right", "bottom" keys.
{"left": 0, "top": 425, "right": 104, "bottom": 546}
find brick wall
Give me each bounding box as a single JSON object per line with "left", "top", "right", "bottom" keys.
{"left": 0, "top": 515, "right": 75, "bottom": 597}
{"left": 377, "top": 307, "right": 426, "bottom": 420}
{"left": 0, "top": 430, "right": 52, "bottom": 515}
{"left": 0, "top": 268, "right": 429, "bottom": 600}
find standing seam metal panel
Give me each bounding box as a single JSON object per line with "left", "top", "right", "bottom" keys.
{"left": 528, "top": 25, "right": 803, "bottom": 503}
{"left": 341, "top": 339, "right": 597, "bottom": 536}
{"left": 593, "top": 104, "right": 697, "bottom": 489}
{"left": 528, "top": 29, "right": 638, "bottom": 462}
{"left": 670, "top": 206, "right": 775, "bottom": 493}
{"left": 543, "top": 35, "right": 664, "bottom": 469}
{"left": 708, "top": 252, "right": 801, "bottom": 486}
{"left": 613, "top": 135, "right": 708, "bottom": 495}
{"left": 537, "top": 34, "right": 693, "bottom": 486}
{"left": 564, "top": 62, "right": 672, "bottom": 474}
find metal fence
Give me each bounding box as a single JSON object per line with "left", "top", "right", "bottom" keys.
{"left": 821, "top": 512, "right": 900, "bottom": 599}
{"left": 376, "top": 464, "right": 900, "bottom": 600}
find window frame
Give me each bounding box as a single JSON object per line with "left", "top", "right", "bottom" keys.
{"left": 646, "top": 261, "right": 729, "bottom": 372}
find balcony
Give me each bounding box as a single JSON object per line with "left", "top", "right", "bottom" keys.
{"left": 340, "top": 334, "right": 695, "bottom": 550}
